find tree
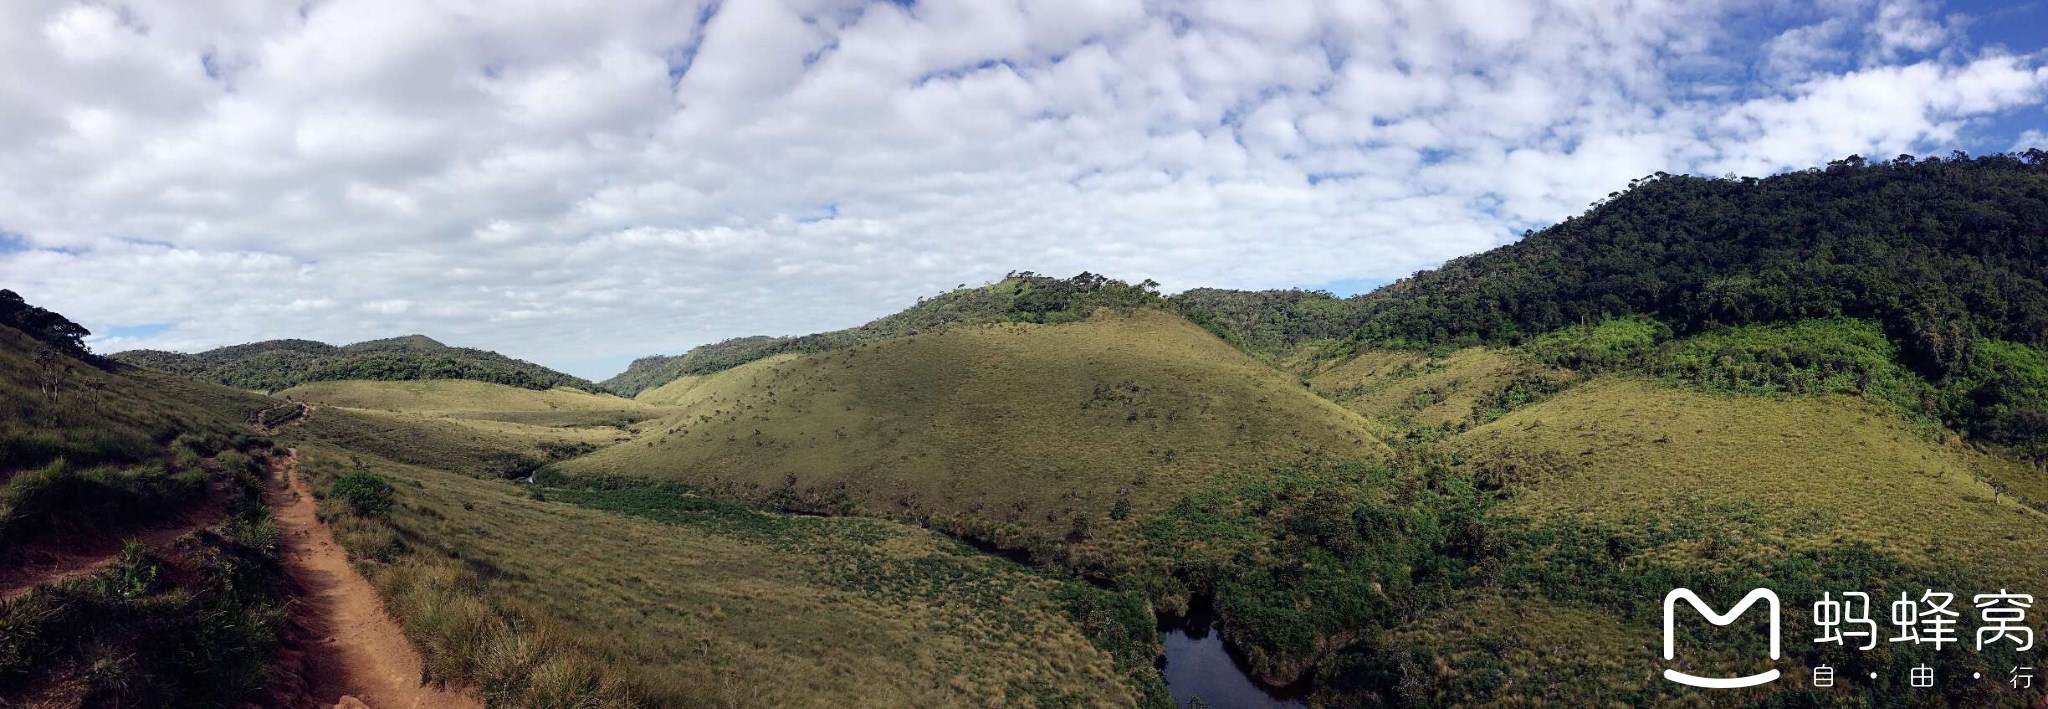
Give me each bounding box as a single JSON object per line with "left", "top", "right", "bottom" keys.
{"left": 85, "top": 378, "right": 107, "bottom": 414}
{"left": 2, "top": 289, "right": 94, "bottom": 362}
{"left": 32, "top": 346, "right": 72, "bottom": 407}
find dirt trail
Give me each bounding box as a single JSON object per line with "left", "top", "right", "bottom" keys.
{"left": 0, "top": 494, "right": 225, "bottom": 601}
{"left": 265, "top": 449, "right": 480, "bottom": 709}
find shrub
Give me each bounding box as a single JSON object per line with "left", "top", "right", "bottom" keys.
{"left": 483, "top": 451, "right": 545, "bottom": 480}
{"left": 330, "top": 471, "right": 396, "bottom": 518}
{"left": 1520, "top": 316, "right": 1669, "bottom": 370}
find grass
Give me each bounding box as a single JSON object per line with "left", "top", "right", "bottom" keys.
{"left": 1465, "top": 377, "right": 2048, "bottom": 584}
{"left": 0, "top": 459, "right": 209, "bottom": 558}
{"left": 280, "top": 403, "right": 625, "bottom": 481}
{"left": 561, "top": 310, "right": 1384, "bottom": 549}
{"left": 1170, "top": 318, "right": 2048, "bottom": 704}
{"left": 0, "top": 441, "right": 289, "bottom": 707}
{"left": 1, "top": 326, "right": 272, "bottom": 474}
{"left": 280, "top": 441, "right": 1164, "bottom": 707}
{"left": 278, "top": 380, "right": 655, "bottom": 417}
{"left": 1309, "top": 347, "right": 1543, "bottom": 429}
{"left": 278, "top": 379, "right": 658, "bottom": 453}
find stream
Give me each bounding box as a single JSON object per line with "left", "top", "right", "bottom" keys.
{"left": 1157, "top": 603, "right": 1309, "bottom": 708}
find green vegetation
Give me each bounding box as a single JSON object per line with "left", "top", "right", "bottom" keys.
{"left": 277, "top": 438, "right": 1163, "bottom": 707}
{"left": 0, "top": 460, "right": 206, "bottom": 558}
{"left": 273, "top": 397, "right": 624, "bottom": 482}
{"left": 0, "top": 437, "right": 291, "bottom": 707}
{"left": 17, "top": 153, "right": 2048, "bottom": 706}
{"left": 1169, "top": 287, "right": 1363, "bottom": 362}
{"left": 1185, "top": 153, "right": 2048, "bottom": 456}
{"left": 329, "top": 471, "right": 394, "bottom": 518}
{"left": 115, "top": 333, "right": 591, "bottom": 393}
{"left": 277, "top": 379, "right": 651, "bottom": 417}
{"left": 563, "top": 309, "right": 1382, "bottom": 548}
{"left": 279, "top": 379, "right": 658, "bottom": 454}
{"left": 601, "top": 272, "right": 1165, "bottom": 396}
{"left": 1135, "top": 455, "right": 1485, "bottom": 685}
{"left": 2, "top": 323, "right": 271, "bottom": 474}
{"left": 1, "top": 289, "right": 96, "bottom": 363}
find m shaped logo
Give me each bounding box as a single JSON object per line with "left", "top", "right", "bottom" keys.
{"left": 1663, "top": 588, "right": 1782, "bottom": 688}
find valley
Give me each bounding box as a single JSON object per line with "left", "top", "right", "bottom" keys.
{"left": 6, "top": 153, "right": 2048, "bottom": 706}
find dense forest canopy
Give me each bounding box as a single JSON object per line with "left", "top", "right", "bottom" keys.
{"left": 0, "top": 289, "right": 98, "bottom": 365}
{"left": 1344, "top": 152, "right": 2048, "bottom": 359}
{"left": 113, "top": 334, "right": 592, "bottom": 393}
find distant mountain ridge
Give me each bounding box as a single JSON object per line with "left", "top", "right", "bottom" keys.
{"left": 114, "top": 333, "right": 590, "bottom": 393}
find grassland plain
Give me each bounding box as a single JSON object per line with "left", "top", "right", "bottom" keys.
{"left": 276, "top": 435, "right": 1167, "bottom": 708}
{"left": 279, "top": 379, "right": 663, "bottom": 453}
{"left": 562, "top": 309, "right": 1386, "bottom": 553}
{"left": 279, "top": 379, "right": 655, "bottom": 417}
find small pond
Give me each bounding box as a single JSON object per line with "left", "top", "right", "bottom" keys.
{"left": 1158, "top": 603, "right": 1309, "bottom": 708}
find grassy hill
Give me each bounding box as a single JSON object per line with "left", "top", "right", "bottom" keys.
{"left": 1192, "top": 153, "right": 2048, "bottom": 459}
{"left": 563, "top": 309, "right": 1384, "bottom": 550}
{"left": 1261, "top": 316, "right": 2048, "bottom": 705}
{"left": 114, "top": 334, "right": 592, "bottom": 393}
{"left": 599, "top": 272, "right": 1162, "bottom": 396}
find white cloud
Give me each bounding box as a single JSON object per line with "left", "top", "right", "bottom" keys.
{"left": 0, "top": 0, "right": 2044, "bottom": 379}
{"left": 2017, "top": 129, "right": 2048, "bottom": 152}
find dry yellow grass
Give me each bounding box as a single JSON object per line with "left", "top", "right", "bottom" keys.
{"left": 290, "top": 441, "right": 1144, "bottom": 707}
{"left": 1462, "top": 377, "right": 2048, "bottom": 586}
{"left": 634, "top": 372, "right": 717, "bottom": 406}
{"left": 561, "top": 310, "right": 1385, "bottom": 540}
{"left": 280, "top": 380, "right": 657, "bottom": 417}
{"left": 1310, "top": 347, "right": 1533, "bottom": 427}
{"left": 276, "top": 380, "right": 660, "bottom": 458}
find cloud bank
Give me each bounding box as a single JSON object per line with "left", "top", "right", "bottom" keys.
{"left": 2, "top": 0, "right": 2045, "bottom": 378}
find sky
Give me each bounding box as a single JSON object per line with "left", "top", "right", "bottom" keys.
{"left": 1, "top": 0, "right": 2046, "bottom": 380}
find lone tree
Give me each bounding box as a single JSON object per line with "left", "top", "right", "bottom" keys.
{"left": 85, "top": 378, "right": 107, "bottom": 414}
{"left": 32, "top": 346, "right": 72, "bottom": 407}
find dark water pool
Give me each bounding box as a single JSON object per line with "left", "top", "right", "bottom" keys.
{"left": 1158, "top": 605, "right": 1308, "bottom": 708}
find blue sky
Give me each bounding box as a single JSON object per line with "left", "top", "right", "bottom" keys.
{"left": 0, "top": 0, "right": 2044, "bottom": 379}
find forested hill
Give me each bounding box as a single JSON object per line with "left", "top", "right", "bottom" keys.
{"left": 114, "top": 334, "right": 592, "bottom": 393}
{"left": 1177, "top": 151, "right": 2048, "bottom": 455}
{"left": 1343, "top": 152, "right": 2048, "bottom": 358}
{"left": 600, "top": 272, "right": 1161, "bottom": 396}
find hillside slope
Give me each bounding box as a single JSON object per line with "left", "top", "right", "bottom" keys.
{"left": 600, "top": 272, "right": 1161, "bottom": 396}
{"left": 276, "top": 419, "right": 1167, "bottom": 707}
{"left": 1187, "top": 153, "right": 2048, "bottom": 458}
{"left": 1279, "top": 319, "right": 2048, "bottom": 705}
{"left": 564, "top": 309, "right": 1384, "bottom": 546}
{"left": 1, "top": 294, "right": 302, "bottom": 706}
{"left": 115, "top": 334, "right": 590, "bottom": 393}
